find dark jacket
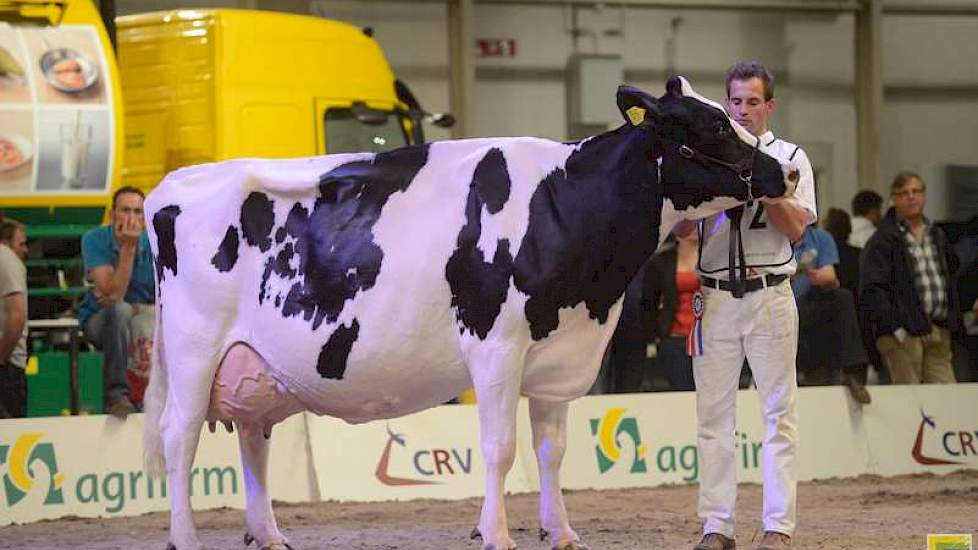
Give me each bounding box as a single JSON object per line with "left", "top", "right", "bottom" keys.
{"left": 834, "top": 237, "right": 861, "bottom": 296}
{"left": 859, "top": 208, "right": 961, "bottom": 338}
{"left": 643, "top": 243, "right": 680, "bottom": 341}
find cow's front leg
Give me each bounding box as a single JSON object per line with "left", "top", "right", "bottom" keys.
{"left": 162, "top": 418, "right": 205, "bottom": 550}
{"left": 530, "top": 398, "right": 587, "bottom": 550}
{"left": 238, "top": 423, "right": 290, "bottom": 550}
{"left": 473, "top": 375, "right": 521, "bottom": 550}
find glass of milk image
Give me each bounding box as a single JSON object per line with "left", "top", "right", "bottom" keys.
{"left": 60, "top": 115, "right": 92, "bottom": 189}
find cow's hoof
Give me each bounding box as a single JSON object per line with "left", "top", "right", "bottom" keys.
{"left": 244, "top": 532, "right": 255, "bottom": 546}
{"left": 259, "top": 544, "right": 294, "bottom": 550}
{"left": 554, "top": 541, "right": 589, "bottom": 550}
{"left": 166, "top": 544, "right": 176, "bottom": 550}
{"left": 470, "top": 527, "right": 481, "bottom": 540}
{"left": 482, "top": 544, "right": 517, "bottom": 550}
{"left": 539, "top": 528, "right": 548, "bottom": 541}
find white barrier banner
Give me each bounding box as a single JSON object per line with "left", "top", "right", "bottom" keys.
{"left": 860, "top": 384, "right": 978, "bottom": 476}
{"left": 306, "top": 403, "right": 533, "bottom": 502}
{"left": 2, "top": 385, "right": 975, "bottom": 525}
{"left": 0, "top": 414, "right": 311, "bottom": 525}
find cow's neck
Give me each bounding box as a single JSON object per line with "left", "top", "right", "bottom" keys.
{"left": 513, "top": 126, "right": 660, "bottom": 340}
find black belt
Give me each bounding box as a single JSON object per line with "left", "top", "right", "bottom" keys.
{"left": 701, "top": 273, "right": 788, "bottom": 294}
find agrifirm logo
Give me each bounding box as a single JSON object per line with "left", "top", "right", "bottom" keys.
{"left": 0, "top": 433, "right": 64, "bottom": 507}
{"left": 912, "top": 410, "right": 977, "bottom": 466}
{"left": 928, "top": 534, "right": 973, "bottom": 550}
{"left": 588, "top": 409, "right": 764, "bottom": 482}
{"left": 0, "top": 432, "right": 239, "bottom": 514}
{"left": 375, "top": 424, "right": 474, "bottom": 486}
{"left": 589, "top": 408, "right": 647, "bottom": 474}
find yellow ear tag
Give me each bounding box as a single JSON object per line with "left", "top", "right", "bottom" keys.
{"left": 626, "top": 106, "right": 646, "bottom": 126}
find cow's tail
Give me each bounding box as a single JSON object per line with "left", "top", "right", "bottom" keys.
{"left": 143, "top": 300, "right": 167, "bottom": 478}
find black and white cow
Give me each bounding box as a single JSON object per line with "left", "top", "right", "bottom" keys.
{"left": 143, "top": 77, "right": 798, "bottom": 550}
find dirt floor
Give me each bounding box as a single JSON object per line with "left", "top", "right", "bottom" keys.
{"left": 2, "top": 470, "right": 976, "bottom": 550}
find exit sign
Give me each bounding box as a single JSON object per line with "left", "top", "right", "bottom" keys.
{"left": 476, "top": 38, "right": 517, "bottom": 58}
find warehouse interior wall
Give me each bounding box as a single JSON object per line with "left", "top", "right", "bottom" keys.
{"left": 113, "top": 0, "right": 978, "bottom": 221}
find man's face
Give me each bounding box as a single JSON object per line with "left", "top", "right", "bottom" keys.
{"left": 4, "top": 228, "right": 28, "bottom": 261}
{"left": 892, "top": 177, "right": 926, "bottom": 221}
{"left": 726, "top": 77, "right": 774, "bottom": 137}
{"left": 111, "top": 192, "right": 145, "bottom": 233}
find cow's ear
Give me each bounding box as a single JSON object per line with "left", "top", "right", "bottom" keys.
{"left": 616, "top": 85, "right": 661, "bottom": 127}
{"left": 665, "top": 75, "right": 683, "bottom": 97}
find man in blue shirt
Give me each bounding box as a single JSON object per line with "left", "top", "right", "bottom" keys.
{"left": 80, "top": 186, "right": 156, "bottom": 419}
{"left": 792, "top": 224, "right": 869, "bottom": 402}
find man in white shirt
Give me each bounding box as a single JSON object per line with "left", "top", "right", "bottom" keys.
{"left": 690, "top": 61, "right": 816, "bottom": 550}
{"left": 849, "top": 190, "right": 883, "bottom": 249}
{"left": 0, "top": 218, "right": 29, "bottom": 418}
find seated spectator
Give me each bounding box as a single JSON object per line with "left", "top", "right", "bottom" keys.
{"left": 849, "top": 189, "right": 883, "bottom": 248}
{"left": 824, "top": 207, "right": 887, "bottom": 390}
{"left": 605, "top": 258, "right": 655, "bottom": 393}
{"left": 860, "top": 171, "right": 960, "bottom": 385}
{"left": 0, "top": 219, "right": 29, "bottom": 418}
{"left": 643, "top": 228, "right": 700, "bottom": 391}
{"left": 792, "top": 223, "right": 870, "bottom": 403}
{"left": 80, "top": 187, "right": 156, "bottom": 419}
{"left": 954, "top": 216, "right": 978, "bottom": 382}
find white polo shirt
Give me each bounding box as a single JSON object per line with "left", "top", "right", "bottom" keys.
{"left": 696, "top": 131, "right": 817, "bottom": 279}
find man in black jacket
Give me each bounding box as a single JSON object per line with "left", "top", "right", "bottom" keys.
{"left": 860, "top": 171, "right": 960, "bottom": 384}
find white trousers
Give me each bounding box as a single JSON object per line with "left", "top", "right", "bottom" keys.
{"left": 692, "top": 280, "right": 799, "bottom": 538}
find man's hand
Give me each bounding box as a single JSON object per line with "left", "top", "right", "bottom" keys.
{"left": 115, "top": 218, "right": 142, "bottom": 250}
{"left": 806, "top": 264, "right": 839, "bottom": 290}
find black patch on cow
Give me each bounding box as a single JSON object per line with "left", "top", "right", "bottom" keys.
{"left": 257, "top": 145, "right": 430, "bottom": 330}
{"left": 259, "top": 258, "right": 274, "bottom": 304}
{"left": 445, "top": 148, "right": 514, "bottom": 339}
{"left": 317, "top": 319, "right": 359, "bottom": 379}
{"left": 273, "top": 242, "right": 296, "bottom": 279}
{"left": 152, "top": 205, "right": 182, "bottom": 287}
{"left": 211, "top": 225, "right": 240, "bottom": 272}
{"left": 275, "top": 226, "right": 287, "bottom": 244}
{"left": 240, "top": 192, "right": 275, "bottom": 252}
{"left": 513, "top": 126, "right": 660, "bottom": 340}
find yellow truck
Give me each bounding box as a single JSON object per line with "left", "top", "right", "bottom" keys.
{"left": 117, "top": 8, "right": 450, "bottom": 195}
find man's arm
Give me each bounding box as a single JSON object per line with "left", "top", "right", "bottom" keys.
{"left": 89, "top": 246, "right": 136, "bottom": 305}
{"left": 0, "top": 292, "right": 26, "bottom": 365}
{"left": 761, "top": 200, "right": 809, "bottom": 243}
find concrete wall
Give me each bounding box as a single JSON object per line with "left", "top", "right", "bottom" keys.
{"left": 114, "top": 0, "right": 978, "bottom": 221}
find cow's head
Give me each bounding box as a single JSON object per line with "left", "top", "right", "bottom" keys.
{"left": 617, "top": 75, "right": 797, "bottom": 217}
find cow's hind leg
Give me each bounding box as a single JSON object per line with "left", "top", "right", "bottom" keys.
{"left": 530, "top": 398, "right": 587, "bottom": 550}
{"left": 160, "top": 356, "right": 215, "bottom": 550}
{"left": 472, "top": 371, "right": 521, "bottom": 550}
{"left": 238, "top": 423, "right": 291, "bottom": 550}
{"left": 211, "top": 344, "right": 303, "bottom": 550}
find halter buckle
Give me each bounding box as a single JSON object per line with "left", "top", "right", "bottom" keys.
{"left": 679, "top": 145, "right": 694, "bottom": 160}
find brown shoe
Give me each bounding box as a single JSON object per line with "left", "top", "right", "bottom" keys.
{"left": 844, "top": 374, "right": 871, "bottom": 404}
{"left": 106, "top": 399, "right": 135, "bottom": 420}
{"left": 694, "top": 533, "right": 736, "bottom": 550}
{"left": 756, "top": 531, "right": 791, "bottom": 550}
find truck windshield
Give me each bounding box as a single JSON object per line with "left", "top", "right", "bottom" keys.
{"left": 324, "top": 108, "right": 409, "bottom": 154}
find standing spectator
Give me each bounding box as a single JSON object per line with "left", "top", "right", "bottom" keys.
{"left": 849, "top": 190, "right": 883, "bottom": 248}
{"left": 688, "top": 60, "right": 816, "bottom": 550}
{"left": 791, "top": 222, "right": 870, "bottom": 402}
{"left": 644, "top": 229, "right": 700, "bottom": 391}
{"left": 0, "top": 219, "right": 29, "bottom": 418}
{"left": 953, "top": 216, "right": 978, "bottom": 382}
{"left": 80, "top": 187, "right": 156, "bottom": 419}
{"left": 860, "top": 171, "right": 960, "bottom": 384}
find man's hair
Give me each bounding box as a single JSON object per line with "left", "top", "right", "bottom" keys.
{"left": 823, "top": 208, "right": 852, "bottom": 242}
{"left": 725, "top": 60, "right": 775, "bottom": 101}
{"left": 0, "top": 218, "right": 25, "bottom": 244}
{"left": 890, "top": 170, "right": 925, "bottom": 194}
{"left": 851, "top": 190, "right": 883, "bottom": 216}
{"left": 112, "top": 186, "right": 145, "bottom": 209}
